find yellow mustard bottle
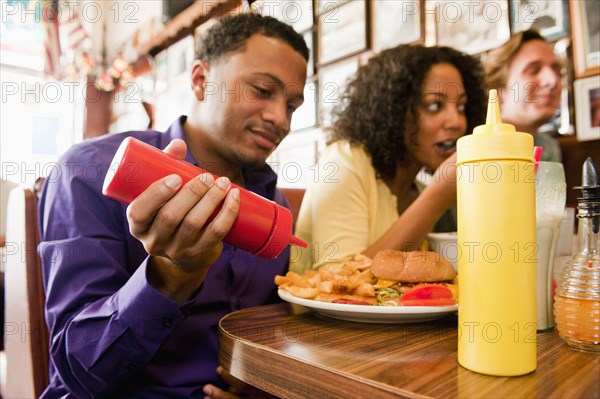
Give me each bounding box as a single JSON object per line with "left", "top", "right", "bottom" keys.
{"left": 456, "top": 90, "right": 537, "bottom": 376}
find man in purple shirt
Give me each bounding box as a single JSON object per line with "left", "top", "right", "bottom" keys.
{"left": 38, "top": 13, "right": 308, "bottom": 398}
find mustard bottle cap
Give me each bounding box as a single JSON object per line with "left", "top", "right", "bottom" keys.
{"left": 457, "top": 89, "right": 534, "bottom": 165}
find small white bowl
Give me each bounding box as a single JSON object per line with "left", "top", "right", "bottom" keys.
{"left": 427, "top": 232, "right": 458, "bottom": 272}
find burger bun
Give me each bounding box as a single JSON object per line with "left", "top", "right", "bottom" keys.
{"left": 371, "top": 250, "right": 456, "bottom": 283}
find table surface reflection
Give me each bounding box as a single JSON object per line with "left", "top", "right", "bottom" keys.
{"left": 218, "top": 303, "right": 599, "bottom": 399}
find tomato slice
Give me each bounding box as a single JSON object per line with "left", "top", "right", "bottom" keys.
{"left": 332, "top": 298, "right": 371, "bottom": 306}
{"left": 400, "top": 284, "right": 455, "bottom": 306}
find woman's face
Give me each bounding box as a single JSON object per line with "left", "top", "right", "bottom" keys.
{"left": 404, "top": 63, "right": 467, "bottom": 170}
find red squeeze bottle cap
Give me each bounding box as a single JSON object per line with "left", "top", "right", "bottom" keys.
{"left": 534, "top": 146, "right": 543, "bottom": 173}
{"left": 102, "top": 137, "right": 306, "bottom": 259}
{"left": 290, "top": 235, "right": 308, "bottom": 248}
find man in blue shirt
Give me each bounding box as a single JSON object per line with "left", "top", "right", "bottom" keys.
{"left": 38, "top": 13, "right": 308, "bottom": 398}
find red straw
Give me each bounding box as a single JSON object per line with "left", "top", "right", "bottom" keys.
{"left": 534, "top": 146, "right": 543, "bottom": 173}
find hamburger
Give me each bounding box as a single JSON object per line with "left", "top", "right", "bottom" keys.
{"left": 371, "top": 250, "right": 458, "bottom": 306}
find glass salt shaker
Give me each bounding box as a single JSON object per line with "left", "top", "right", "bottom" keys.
{"left": 554, "top": 157, "right": 600, "bottom": 351}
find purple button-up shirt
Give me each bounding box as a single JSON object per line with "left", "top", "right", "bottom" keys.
{"left": 38, "top": 117, "right": 290, "bottom": 398}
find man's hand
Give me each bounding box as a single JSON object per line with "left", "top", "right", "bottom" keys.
{"left": 126, "top": 139, "right": 240, "bottom": 303}
{"left": 203, "top": 367, "right": 279, "bottom": 399}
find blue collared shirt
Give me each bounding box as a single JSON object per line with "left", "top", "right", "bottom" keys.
{"left": 38, "top": 117, "right": 290, "bottom": 398}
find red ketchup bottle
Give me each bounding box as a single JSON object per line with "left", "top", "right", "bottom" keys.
{"left": 102, "top": 137, "right": 307, "bottom": 259}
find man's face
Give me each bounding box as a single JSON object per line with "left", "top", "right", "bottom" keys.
{"left": 194, "top": 34, "right": 307, "bottom": 168}
{"left": 499, "top": 39, "right": 562, "bottom": 130}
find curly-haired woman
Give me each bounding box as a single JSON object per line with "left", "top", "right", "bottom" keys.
{"left": 291, "top": 44, "right": 487, "bottom": 272}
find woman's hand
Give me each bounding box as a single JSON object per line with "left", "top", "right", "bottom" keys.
{"left": 428, "top": 152, "right": 458, "bottom": 208}
{"left": 362, "top": 152, "right": 458, "bottom": 258}
{"left": 203, "top": 367, "right": 279, "bottom": 399}
{"left": 126, "top": 139, "right": 240, "bottom": 303}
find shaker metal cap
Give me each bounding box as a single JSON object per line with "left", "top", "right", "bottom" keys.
{"left": 574, "top": 157, "right": 600, "bottom": 201}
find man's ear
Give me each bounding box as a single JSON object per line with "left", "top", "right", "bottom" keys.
{"left": 498, "top": 87, "right": 506, "bottom": 107}
{"left": 191, "top": 60, "right": 210, "bottom": 101}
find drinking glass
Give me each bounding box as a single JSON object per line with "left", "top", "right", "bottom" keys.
{"left": 535, "top": 161, "right": 567, "bottom": 332}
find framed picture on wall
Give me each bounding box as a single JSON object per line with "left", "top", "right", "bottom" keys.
{"left": 291, "top": 79, "right": 318, "bottom": 131}
{"left": 318, "top": 0, "right": 368, "bottom": 65}
{"left": 373, "top": 0, "right": 423, "bottom": 51}
{"left": 570, "top": 0, "right": 600, "bottom": 78}
{"left": 574, "top": 76, "right": 600, "bottom": 142}
{"left": 303, "top": 29, "right": 315, "bottom": 78}
{"left": 318, "top": 57, "right": 359, "bottom": 128}
{"left": 510, "top": 0, "right": 569, "bottom": 40}
{"left": 166, "top": 35, "right": 194, "bottom": 81}
{"left": 435, "top": 0, "right": 511, "bottom": 55}
{"left": 154, "top": 49, "right": 168, "bottom": 93}
{"left": 268, "top": 0, "right": 314, "bottom": 33}
{"left": 316, "top": 0, "right": 350, "bottom": 16}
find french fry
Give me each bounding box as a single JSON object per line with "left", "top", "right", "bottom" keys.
{"left": 358, "top": 269, "right": 375, "bottom": 284}
{"left": 275, "top": 253, "right": 381, "bottom": 304}
{"left": 284, "top": 271, "right": 312, "bottom": 288}
{"left": 350, "top": 254, "right": 373, "bottom": 270}
{"left": 354, "top": 283, "right": 375, "bottom": 297}
{"left": 332, "top": 274, "right": 362, "bottom": 294}
{"left": 280, "top": 285, "right": 319, "bottom": 299}
{"left": 307, "top": 272, "right": 321, "bottom": 288}
{"left": 319, "top": 280, "right": 333, "bottom": 294}
{"left": 319, "top": 263, "right": 344, "bottom": 281}
{"left": 341, "top": 263, "right": 358, "bottom": 275}
{"left": 274, "top": 275, "right": 288, "bottom": 286}
{"left": 305, "top": 270, "right": 318, "bottom": 278}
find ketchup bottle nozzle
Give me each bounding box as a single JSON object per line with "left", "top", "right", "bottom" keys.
{"left": 486, "top": 89, "right": 501, "bottom": 125}
{"left": 290, "top": 235, "right": 308, "bottom": 248}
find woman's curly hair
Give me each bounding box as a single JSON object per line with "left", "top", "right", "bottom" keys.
{"left": 328, "top": 45, "right": 487, "bottom": 181}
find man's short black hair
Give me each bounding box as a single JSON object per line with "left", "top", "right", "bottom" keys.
{"left": 196, "top": 13, "right": 309, "bottom": 63}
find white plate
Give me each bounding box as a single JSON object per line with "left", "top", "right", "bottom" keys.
{"left": 278, "top": 290, "right": 457, "bottom": 324}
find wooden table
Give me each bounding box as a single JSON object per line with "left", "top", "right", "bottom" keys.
{"left": 219, "top": 303, "right": 600, "bottom": 399}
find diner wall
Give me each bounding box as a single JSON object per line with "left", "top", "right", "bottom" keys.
{"left": 100, "top": 0, "right": 599, "bottom": 197}
{"left": 246, "top": 0, "right": 599, "bottom": 199}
